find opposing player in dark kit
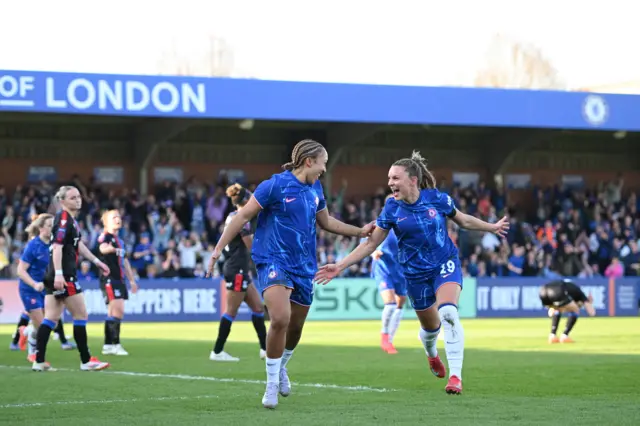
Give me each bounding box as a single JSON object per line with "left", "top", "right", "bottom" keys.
{"left": 209, "top": 183, "right": 267, "bottom": 362}
{"left": 539, "top": 278, "right": 596, "bottom": 344}
{"left": 33, "top": 185, "right": 111, "bottom": 372}
{"left": 98, "top": 210, "right": 139, "bottom": 356}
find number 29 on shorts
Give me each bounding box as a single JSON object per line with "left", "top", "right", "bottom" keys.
{"left": 440, "top": 260, "right": 456, "bottom": 277}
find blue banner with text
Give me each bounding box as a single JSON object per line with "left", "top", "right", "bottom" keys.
{"left": 475, "top": 277, "right": 638, "bottom": 318}
{"left": 1, "top": 70, "right": 639, "bottom": 130}
{"left": 69, "top": 278, "right": 223, "bottom": 323}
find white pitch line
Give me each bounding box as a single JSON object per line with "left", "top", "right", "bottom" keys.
{"left": 0, "top": 394, "right": 218, "bottom": 409}
{"left": 0, "top": 365, "right": 394, "bottom": 393}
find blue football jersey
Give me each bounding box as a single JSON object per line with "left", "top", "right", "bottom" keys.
{"left": 376, "top": 189, "right": 458, "bottom": 281}
{"left": 371, "top": 228, "right": 404, "bottom": 279}
{"left": 252, "top": 171, "right": 327, "bottom": 278}
{"left": 19, "top": 237, "right": 50, "bottom": 293}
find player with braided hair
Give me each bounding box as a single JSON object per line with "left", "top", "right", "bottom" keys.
{"left": 207, "top": 139, "right": 374, "bottom": 409}
{"left": 316, "top": 151, "right": 509, "bottom": 395}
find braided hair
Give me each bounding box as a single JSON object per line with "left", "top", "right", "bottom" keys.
{"left": 281, "top": 139, "right": 326, "bottom": 171}
{"left": 392, "top": 151, "right": 436, "bottom": 189}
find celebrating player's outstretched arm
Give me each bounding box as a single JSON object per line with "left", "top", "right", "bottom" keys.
{"left": 316, "top": 209, "right": 375, "bottom": 238}
{"left": 315, "top": 226, "right": 388, "bottom": 285}
{"left": 450, "top": 210, "right": 510, "bottom": 237}
{"left": 206, "top": 197, "right": 262, "bottom": 278}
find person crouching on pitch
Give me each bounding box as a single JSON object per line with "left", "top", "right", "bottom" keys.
{"left": 539, "top": 278, "right": 596, "bottom": 344}
{"left": 98, "top": 210, "right": 139, "bottom": 356}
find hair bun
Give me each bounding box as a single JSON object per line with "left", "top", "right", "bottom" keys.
{"left": 410, "top": 150, "right": 426, "bottom": 163}
{"left": 226, "top": 183, "right": 243, "bottom": 198}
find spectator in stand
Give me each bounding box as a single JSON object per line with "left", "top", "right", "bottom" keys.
{"left": 0, "top": 175, "right": 638, "bottom": 283}
{"left": 131, "top": 233, "right": 155, "bottom": 278}
{"left": 78, "top": 261, "right": 97, "bottom": 281}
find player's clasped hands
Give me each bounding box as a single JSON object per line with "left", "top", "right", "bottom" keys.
{"left": 359, "top": 221, "right": 376, "bottom": 238}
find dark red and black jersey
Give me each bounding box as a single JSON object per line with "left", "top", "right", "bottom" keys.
{"left": 97, "top": 232, "right": 126, "bottom": 283}
{"left": 221, "top": 213, "right": 256, "bottom": 276}
{"left": 46, "top": 210, "right": 81, "bottom": 280}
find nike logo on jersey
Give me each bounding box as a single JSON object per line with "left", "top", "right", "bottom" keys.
{"left": 442, "top": 273, "right": 451, "bottom": 278}
{"left": 285, "top": 197, "right": 296, "bottom": 203}
{"left": 398, "top": 217, "right": 408, "bottom": 222}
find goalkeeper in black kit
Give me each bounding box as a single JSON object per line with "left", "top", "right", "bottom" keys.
{"left": 538, "top": 278, "right": 597, "bottom": 344}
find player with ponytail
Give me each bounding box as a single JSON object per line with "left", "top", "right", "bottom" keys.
{"left": 33, "top": 185, "right": 110, "bottom": 372}
{"left": 209, "top": 183, "right": 267, "bottom": 362}
{"left": 316, "top": 151, "right": 509, "bottom": 395}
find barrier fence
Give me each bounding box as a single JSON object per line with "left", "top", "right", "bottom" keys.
{"left": 0, "top": 277, "right": 637, "bottom": 324}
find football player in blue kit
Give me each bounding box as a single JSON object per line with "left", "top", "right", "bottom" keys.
{"left": 207, "top": 139, "right": 374, "bottom": 409}
{"left": 16, "top": 214, "right": 52, "bottom": 361}
{"left": 316, "top": 151, "right": 509, "bottom": 395}
{"left": 367, "top": 196, "right": 407, "bottom": 354}
{"left": 10, "top": 215, "right": 75, "bottom": 354}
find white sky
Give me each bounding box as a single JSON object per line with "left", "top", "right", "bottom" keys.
{"left": 1, "top": 0, "right": 638, "bottom": 89}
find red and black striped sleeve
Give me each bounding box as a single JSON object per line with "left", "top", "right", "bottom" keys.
{"left": 52, "top": 210, "right": 71, "bottom": 245}
{"left": 97, "top": 232, "right": 113, "bottom": 245}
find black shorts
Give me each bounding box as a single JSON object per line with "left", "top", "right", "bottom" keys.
{"left": 224, "top": 271, "right": 250, "bottom": 292}
{"left": 539, "top": 284, "right": 572, "bottom": 308}
{"left": 100, "top": 279, "right": 129, "bottom": 305}
{"left": 44, "top": 275, "right": 83, "bottom": 299}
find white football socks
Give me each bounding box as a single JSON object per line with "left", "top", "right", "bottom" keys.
{"left": 439, "top": 304, "right": 464, "bottom": 380}
{"left": 28, "top": 330, "right": 37, "bottom": 356}
{"left": 388, "top": 308, "right": 403, "bottom": 343}
{"left": 266, "top": 357, "right": 282, "bottom": 384}
{"left": 381, "top": 303, "right": 396, "bottom": 334}
{"left": 281, "top": 349, "right": 294, "bottom": 370}
{"left": 419, "top": 326, "right": 440, "bottom": 358}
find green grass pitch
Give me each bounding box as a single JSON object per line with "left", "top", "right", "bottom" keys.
{"left": 0, "top": 317, "right": 638, "bottom": 425}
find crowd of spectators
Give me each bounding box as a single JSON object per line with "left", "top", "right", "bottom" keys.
{"left": 1, "top": 173, "right": 638, "bottom": 282}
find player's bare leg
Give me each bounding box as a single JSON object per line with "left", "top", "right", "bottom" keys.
{"left": 261, "top": 285, "right": 292, "bottom": 409}
{"left": 278, "top": 301, "right": 310, "bottom": 398}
